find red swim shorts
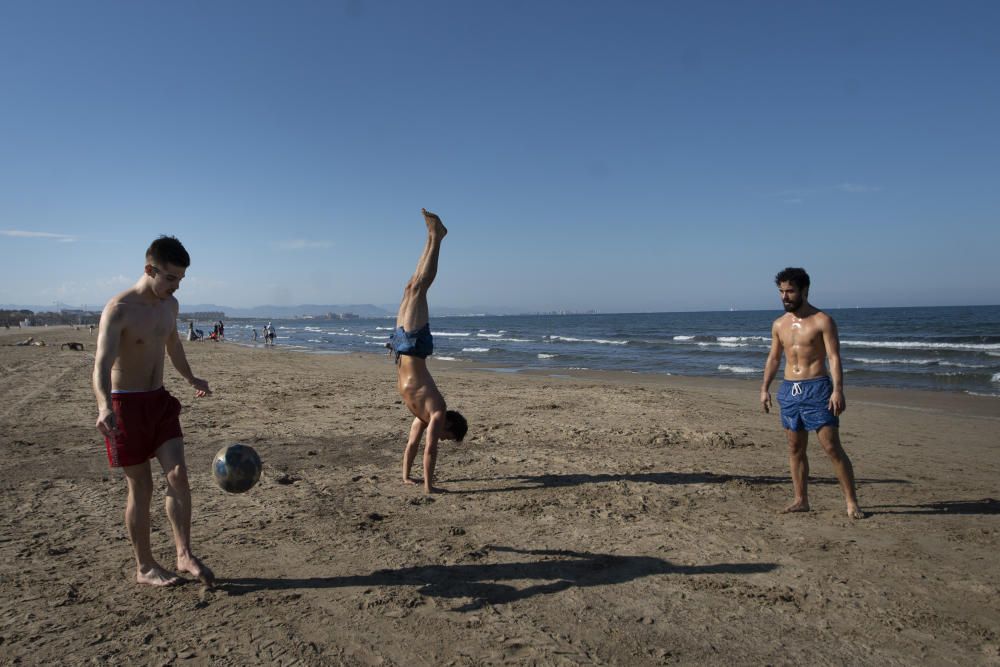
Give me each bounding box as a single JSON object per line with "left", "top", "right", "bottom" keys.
{"left": 104, "top": 387, "right": 183, "bottom": 468}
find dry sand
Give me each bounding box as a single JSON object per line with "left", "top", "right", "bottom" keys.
{"left": 2, "top": 326, "right": 999, "bottom": 665}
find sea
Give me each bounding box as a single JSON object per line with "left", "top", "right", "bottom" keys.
{"left": 183, "top": 305, "right": 1000, "bottom": 397}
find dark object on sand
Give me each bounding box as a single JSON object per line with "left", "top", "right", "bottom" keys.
{"left": 61, "top": 342, "right": 85, "bottom": 351}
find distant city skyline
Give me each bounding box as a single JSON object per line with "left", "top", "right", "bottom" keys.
{"left": 2, "top": 2, "right": 998, "bottom": 312}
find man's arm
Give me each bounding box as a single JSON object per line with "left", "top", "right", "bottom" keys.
{"left": 760, "top": 320, "right": 783, "bottom": 413}
{"left": 166, "top": 306, "right": 211, "bottom": 397}
{"left": 822, "top": 315, "right": 845, "bottom": 415}
{"left": 93, "top": 303, "right": 123, "bottom": 437}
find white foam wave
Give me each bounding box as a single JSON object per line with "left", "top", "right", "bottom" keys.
{"left": 462, "top": 347, "right": 490, "bottom": 353}
{"left": 476, "top": 333, "right": 502, "bottom": 338}
{"left": 436, "top": 356, "right": 458, "bottom": 361}
{"left": 495, "top": 337, "right": 533, "bottom": 342}
{"left": 375, "top": 326, "right": 394, "bottom": 331}
{"left": 537, "top": 353, "right": 557, "bottom": 359}
{"left": 852, "top": 357, "right": 991, "bottom": 369}
{"left": 993, "top": 372, "right": 1000, "bottom": 384}
{"left": 697, "top": 342, "right": 749, "bottom": 348}
{"left": 435, "top": 332, "right": 471, "bottom": 337}
{"left": 965, "top": 391, "right": 1000, "bottom": 398}
{"left": 718, "top": 336, "right": 770, "bottom": 342}
{"left": 549, "top": 335, "right": 628, "bottom": 346}
{"left": 718, "top": 364, "right": 758, "bottom": 375}
{"left": 852, "top": 357, "right": 935, "bottom": 365}
{"left": 842, "top": 340, "right": 1000, "bottom": 352}
{"left": 673, "top": 335, "right": 695, "bottom": 341}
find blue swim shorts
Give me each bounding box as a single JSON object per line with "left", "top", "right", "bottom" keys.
{"left": 389, "top": 323, "right": 434, "bottom": 360}
{"left": 776, "top": 376, "right": 840, "bottom": 432}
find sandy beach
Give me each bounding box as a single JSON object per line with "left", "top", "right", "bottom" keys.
{"left": 2, "top": 325, "right": 999, "bottom": 665}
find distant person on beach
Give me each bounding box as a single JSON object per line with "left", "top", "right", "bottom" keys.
{"left": 387, "top": 208, "right": 468, "bottom": 494}
{"left": 252, "top": 328, "right": 258, "bottom": 342}
{"left": 760, "top": 267, "right": 863, "bottom": 519}
{"left": 92, "top": 235, "right": 215, "bottom": 586}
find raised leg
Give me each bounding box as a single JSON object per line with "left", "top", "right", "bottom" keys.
{"left": 122, "top": 461, "right": 181, "bottom": 586}
{"left": 156, "top": 438, "right": 214, "bottom": 584}
{"left": 783, "top": 429, "right": 810, "bottom": 513}
{"left": 816, "top": 426, "right": 864, "bottom": 519}
{"left": 396, "top": 209, "right": 447, "bottom": 332}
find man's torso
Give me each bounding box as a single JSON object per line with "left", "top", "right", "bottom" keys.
{"left": 396, "top": 356, "right": 445, "bottom": 423}
{"left": 110, "top": 292, "right": 177, "bottom": 391}
{"left": 774, "top": 310, "right": 832, "bottom": 381}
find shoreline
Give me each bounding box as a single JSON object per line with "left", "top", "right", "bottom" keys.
{"left": 5, "top": 325, "right": 999, "bottom": 416}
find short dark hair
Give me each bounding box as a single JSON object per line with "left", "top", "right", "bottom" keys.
{"left": 446, "top": 410, "right": 468, "bottom": 442}
{"left": 775, "top": 267, "right": 810, "bottom": 291}
{"left": 146, "top": 236, "right": 190, "bottom": 268}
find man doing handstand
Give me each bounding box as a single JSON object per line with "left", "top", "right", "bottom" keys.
{"left": 389, "top": 209, "right": 468, "bottom": 494}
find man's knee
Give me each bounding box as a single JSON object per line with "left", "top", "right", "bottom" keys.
{"left": 785, "top": 430, "right": 808, "bottom": 454}
{"left": 164, "top": 464, "right": 190, "bottom": 492}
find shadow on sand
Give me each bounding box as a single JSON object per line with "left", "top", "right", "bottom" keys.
{"left": 866, "top": 498, "right": 1000, "bottom": 516}
{"left": 218, "top": 546, "right": 778, "bottom": 611}
{"left": 446, "top": 471, "right": 911, "bottom": 494}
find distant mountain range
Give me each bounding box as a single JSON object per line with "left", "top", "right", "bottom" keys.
{"left": 2, "top": 302, "right": 540, "bottom": 318}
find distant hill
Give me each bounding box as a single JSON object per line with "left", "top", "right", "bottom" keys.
{"left": 180, "top": 303, "right": 393, "bottom": 318}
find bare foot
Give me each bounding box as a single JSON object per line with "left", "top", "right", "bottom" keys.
{"left": 424, "top": 485, "right": 447, "bottom": 495}
{"left": 403, "top": 477, "right": 418, "bottom": 486}
{"left": 781, "top": 500, "right": 810, "bottom": 514}
{"left": 136, "top": 564, "right": 182, "bottom": 587}
{"left": 846, "top": 505, "right": 866, "bottom": 520}
{"left": 422, "top": 208, "right": 447, "bottom": 238}
{"left": 176, "top": 553, "right": 215, "bottom": 587}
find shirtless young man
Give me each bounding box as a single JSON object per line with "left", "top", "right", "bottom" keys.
{"left": 388, "top": 209, "right": 468, "bottom": 494}
{"left": 93, "top": 236, "right": 215, "bottom": 586}
{"left": 760, "top": 267, "right": 864, "bottom": 519}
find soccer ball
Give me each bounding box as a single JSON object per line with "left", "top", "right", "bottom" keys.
{"left": 212, "top": 444, "right": 262, "bottom": 493}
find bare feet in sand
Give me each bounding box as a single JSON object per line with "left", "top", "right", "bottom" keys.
{"left": 403, "top": 477, "right": 418, "bottom": 486}
{"left": 846, "top": 505, "right": 866, "bottom": 520}
{"left": 136, "top": 563, "right": 182, "bottom": 587}
{"left": 782, "top": 500, "right": 810, "bottom": 514}
{"left": 177, "top": 552, "right": 215, "bottom": 587}
{"left": 422, "top": 208, "right": 447, "bottom": 238}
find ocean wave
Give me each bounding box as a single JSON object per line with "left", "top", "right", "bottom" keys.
{"left": 842, "top": 340, "right": 1000, "bottom": 352}
{"left": 851, "top": 357, "right": 990, "bottom": 369}
{"left": 965, "top": 391, "right": 1000, "bottom": 398}
{"left": 537, "top": 353, "right": 557, "bottom": 359}
{"left": 673, "top": 335, "right": 695, "bottom": 341}
{"left": 375, "top": 326, "right": 395, "bottom": 331}
{"left": 697, "top": 341, "right": 750, "bottom": 348}
{"left": 993, "top": 372, "right": 1000, "bottom": 384}
{"left": 495, "top": 337, "right": 533, "bottom": 342}
{"left": 476, "top": 333, "right": 502, "bottom": 338}
{"left": 851, "top": 357, "right": 936, "bottom": 366}
{"left": 718, "top": 364, "right": 758, "bottom": 375}
{"left": 548, "top": 335, "right": 628, "bottom": 346}
{"left": 436, "top": 356, "right": 458, "bottom": 361}
{"left": 435, "top": 332, "right": 472, "bottom": 337}
{"left": 462, "top": 347, "right": 490, "bottom": 353}
{"left": 717, "top": 336, "right": 770, "bottom": 343}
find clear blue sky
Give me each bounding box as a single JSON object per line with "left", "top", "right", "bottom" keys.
{"left": 2, "top": 1, "right": 998, "bottom": 313}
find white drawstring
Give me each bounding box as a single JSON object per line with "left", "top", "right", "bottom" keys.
{"left": 791, "top": 382, "right": 803, "bottom": 396}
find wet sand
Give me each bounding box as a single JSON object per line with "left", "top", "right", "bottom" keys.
{"left": 2, "top": 326, "right": 999, "bottom": 665}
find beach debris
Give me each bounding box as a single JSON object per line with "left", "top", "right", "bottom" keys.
{"left": 60, "top": 342, "right": 85, "bottom": 351}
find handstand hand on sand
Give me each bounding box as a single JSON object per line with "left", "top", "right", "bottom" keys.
{"left": 387, "top": 209, "right": 468, "bottom": 494}
{"left": 761, "top": 267, "right": 864, "bottom": 520}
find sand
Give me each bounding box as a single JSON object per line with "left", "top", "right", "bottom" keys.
{"left": 2, "top": 325, "right": 999, "bottom": 665}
